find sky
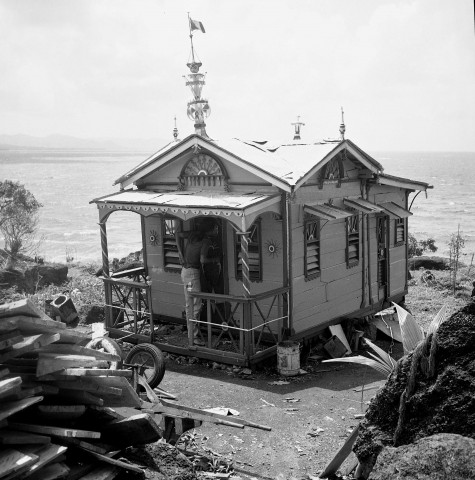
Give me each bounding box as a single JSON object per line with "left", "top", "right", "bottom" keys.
{"left": 0, "top": 0, "right": 474, "bottom": 152}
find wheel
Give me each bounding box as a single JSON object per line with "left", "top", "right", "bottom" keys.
{"left": 85, "top": 337, "right": 123, "bottom": 370}
{"left": 124, "top": 343, "right": 166, "bottom": 388}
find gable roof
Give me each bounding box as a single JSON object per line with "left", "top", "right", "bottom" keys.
{"left": 114, "top": 134, "right": 429, "bottom": 192}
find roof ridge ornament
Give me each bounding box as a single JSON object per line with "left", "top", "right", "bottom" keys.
{"left": 173, "top": 116, "right": 179, "bottom": 141}
{"left": 339, "top": 107, "right": 346, "bottom": 140}
{"left": 291, "top": 116, "right": 305, "bottom": 141}
{"left": 185, "top": 13, "right": 211, "bottom": 139}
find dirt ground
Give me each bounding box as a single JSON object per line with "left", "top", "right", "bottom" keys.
{"left": 152, "top": 344, "right": 398, "bottom": 480}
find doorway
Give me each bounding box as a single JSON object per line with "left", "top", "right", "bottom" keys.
{"left": 376, "top": 215, "right": 389, "bottom": 300}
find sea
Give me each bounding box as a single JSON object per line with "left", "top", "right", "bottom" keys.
{"left": 0, "top": 149, "right": 474, "bottom": 264}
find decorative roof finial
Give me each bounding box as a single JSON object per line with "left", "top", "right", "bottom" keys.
{"left": 185, "top": 14, "right": 210, "bottom": 138}
{"left": 339, "top": 107, "right": 346, "bottom": 140}
{"left": 291, "top": 116, "right": 305, "bottom": 141}
{"left": 173, "top": 116, "right": 179, "bottom": 141}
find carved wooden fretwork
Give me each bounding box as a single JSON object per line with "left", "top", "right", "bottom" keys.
{"left": 318, "top": 154, "right": 345, "bottom": 188}
{"left": 178, "top": 153, "right": 228, "bottom": 190}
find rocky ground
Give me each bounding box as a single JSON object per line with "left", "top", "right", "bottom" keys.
{"left": 1, "top": 253, "right": 474, "bottom": 479}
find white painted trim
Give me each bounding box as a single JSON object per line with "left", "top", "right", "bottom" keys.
{"left": 375, "top": 175, "right": 429, "bottom": 191}
{"left": 119, "top": 135, "right": 292, "bottom": 192}
{"left": 294, "top": 141, "right": 381, "bottom": 190}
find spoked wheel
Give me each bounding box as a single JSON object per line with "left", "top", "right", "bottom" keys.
{"left": 124, "top": 343, "right": 166, "bottom": 388}
{"left": 85, "top": 337, "right": 123, "bottom": 370}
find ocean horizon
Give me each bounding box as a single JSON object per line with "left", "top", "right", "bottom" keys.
{"left": 1, "top": 148, "right": 474, "bottom": 264}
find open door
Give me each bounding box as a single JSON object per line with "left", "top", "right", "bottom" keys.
{"left": 193, "top": 217, "right": 228, "bottom": 322}
{"left": 376, "top": 215, "right": 389, "bottom": 300}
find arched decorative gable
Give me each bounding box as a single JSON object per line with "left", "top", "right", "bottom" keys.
{"left": 178, "top": 153, "right": 229, "bottom": 190}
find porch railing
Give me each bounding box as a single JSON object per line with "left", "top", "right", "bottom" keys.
{"left": 190, "top": 287, "right": 289, "bottom": 361}
{"left": 103, "top": 267, "right": 154, "bottom": 343}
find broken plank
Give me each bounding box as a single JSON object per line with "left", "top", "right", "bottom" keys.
{"left": 50, "top": 380, "right": 122, "bottom": 398}
{"left": 0, "top": 449, "right": 38, "bottom": 479}
{"left": 37, "top": 354, "right": 109, "bottom": 377}
{"left": 100, "top": 413, "right": 161, "bottom": 448}
{"left": 1, "top": 386, "right": 43, "bottom": 402}
{"left": 0, "top": 334, "right": 60, "bottom": 363}
{"left": 0, "top": 396, "right": 43, "bottom": 422}
{"left": 55, "top": 369, "right": 132, "bottom": 378}
{"left": 78, "top": 448, "right": 144, "bottom": 474}
{"left": 0, "top": 331, "right": 23, "bottom": 350}
{"left": 0, "top": 367, "right": 10, "bottom": 379}
{"left": 0, "top": 430, "right": 51, "bottom": 445}
{"left": 329, "top": 325, "right": 352, "bottom": 354}
{"left": 0, "top": 377, "right": 22, "bottom": 398}
{"left": 319, "top": 424, "right": 360, "bottom": 478}
{"left": 59, "top": 437, "right": 111, "bottom": 455}
{"left": 38, "top": 344, "right": 121, "bottom": 363}
{"left": 76, "top": 464, "right": 121, "bottom": 480}
{"left": 37, "top": 405, "right": 87, "bottom": 420}
{"left": 27, "top": 462, "right": 70, "bottom": 480}
{"left": 155, "top": 399, "right": 271, "bottom": 431}
{"left": 79, "top": 376, "right": 140, "bottom": 408}
{"left": 86, "top": 406, "right": 125, "bottom": 422}
{"left": 0, "top": 315, "right": 65, "bottom": 335}
{"left": 0, "top": 299, "right": 52, "bottom": 321}
{"left": 9, "top": 422, "right": 101, "bottom": 439}
{"left": 19, "top": 443, "right": 68, "bottom": 478}
{"left": 54, "top": 390, "right": 103, "bottom": 407}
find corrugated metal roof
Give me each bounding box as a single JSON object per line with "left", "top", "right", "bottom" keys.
{"left": 304, "top": 203, "right": 354, "bottom": 221}
{"left": 378, "top": 201, "right": 413, "bottom": 218}
{"left": 93, "top": 190, "right": 278, "bottom": 210}
{"left": 343, "top": 198, "right": 383, "bottom": 213}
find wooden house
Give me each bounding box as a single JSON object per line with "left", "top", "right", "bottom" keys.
{"left": 91, "top": 133, "right": 431, "bottom": 366}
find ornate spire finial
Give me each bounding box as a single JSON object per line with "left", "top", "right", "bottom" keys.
{"left": 185, "top": 14, "right": 210, "bottom": 138}
{"left": 173, "top": 116, "right": 179, "bottom": 141}
{"left": 291, "top": 116, "right": 305, "bottom": 141}
{"left": 339, "top": 107, "right": 346, "bottom": 140}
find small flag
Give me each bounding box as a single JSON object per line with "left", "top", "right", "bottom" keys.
{"left": 190, "top": 18, "right": 205, "bottom": 33}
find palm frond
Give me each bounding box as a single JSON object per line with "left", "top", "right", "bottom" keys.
{"left": 362, "top": 338, "right": 397, "bottom": 371}
{"left": 323, "top": 355, "right": 391, "bottom": 376}
{"left": 393, "top": 302, "right": 424, "bottom": 354}
{"left": 427, "top": 304, "right": 448, "bottom": 336}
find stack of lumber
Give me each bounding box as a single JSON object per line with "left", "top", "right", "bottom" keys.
{"left": 0, "top": 299, "right": 156, "bottom": 479}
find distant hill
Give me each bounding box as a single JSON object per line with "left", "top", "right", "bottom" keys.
{"left": 0, "top": 134, "right": 170, "bottom": 152}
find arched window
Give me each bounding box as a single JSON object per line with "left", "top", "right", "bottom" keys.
{"left": 179, "top": 154, "right": 228, "bottom": 189}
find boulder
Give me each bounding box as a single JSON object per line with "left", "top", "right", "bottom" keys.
{"left": 354, "top": 302, "right": 475, "bottom": 478}
{"left": 0, "top": 268, "right": 25, "bottom": 292}
{"left": 79, "top": 304, "right": 105, "bottom": 325}
{"left": 24, "top": 264, "right": 68, "bottom": 292}
{"left": 369, "top": 433, "right": 475, "bottom": 480}
{"left": 408, "top": 256, "right": 449, "bottom": 271}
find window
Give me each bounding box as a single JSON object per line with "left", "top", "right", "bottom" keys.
{"left": 346, "top": 214, "right": 360, "bottom": 267}
{"left": 305, "top": 218, "right": 321, "bottom": 279}
{"left": 235, "top": 221, "right": 262, "bottom": 282}
{"left": 395, "top": 218, "right": 405, "bottom": 246}
{"left": 162, "top": 217, "right": 182, "bottom": 272}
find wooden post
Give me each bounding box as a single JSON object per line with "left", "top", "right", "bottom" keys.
{"left": 207, "top": 299, "right": 212, "bottom": 348}
{"left": 238, "top": 230, "right": 251, "bottom": 360}
{"left": 99, "top": 221, "right": 113, "bottom": 329}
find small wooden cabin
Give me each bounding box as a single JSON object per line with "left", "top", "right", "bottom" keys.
{"left": 92, "top": 134, "right": 430, "bottom": 366}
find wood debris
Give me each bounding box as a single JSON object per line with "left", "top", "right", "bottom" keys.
{"left": 0, "top": 299, "right": 272, "bottom": 479}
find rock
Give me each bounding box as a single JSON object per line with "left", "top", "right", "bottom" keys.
{"left": 369, "top": 433, "right": 475, "bottom": 480}
{"left": 408, "top": 256, "right": 449, "bottom": 271}
{"left": 79, "top": 304, "right": 105, "bottom": 325}
{"left": 24, "top": 264, "right": 68, "bottom": 292}
{"left": 0, "top": 268, "right": 25, "bottom": 292}
{"left": 354, "top": 302, "right": 475, "bottom": 477}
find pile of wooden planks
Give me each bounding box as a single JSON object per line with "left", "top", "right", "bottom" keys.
{"left": 0, "top": 299, "right": 157, "bottom": 479}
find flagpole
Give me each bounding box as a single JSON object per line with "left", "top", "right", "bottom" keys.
{"left": 187, "top": 12, "right": 196, "bottom": 65}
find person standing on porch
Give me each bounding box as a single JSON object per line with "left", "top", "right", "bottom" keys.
{"left": 175, "top": 218, "right": 218, "bottom": 346}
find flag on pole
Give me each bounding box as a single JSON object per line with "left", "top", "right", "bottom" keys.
{"left": 190, "top": 18, "right": 205, "bottom": 33}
